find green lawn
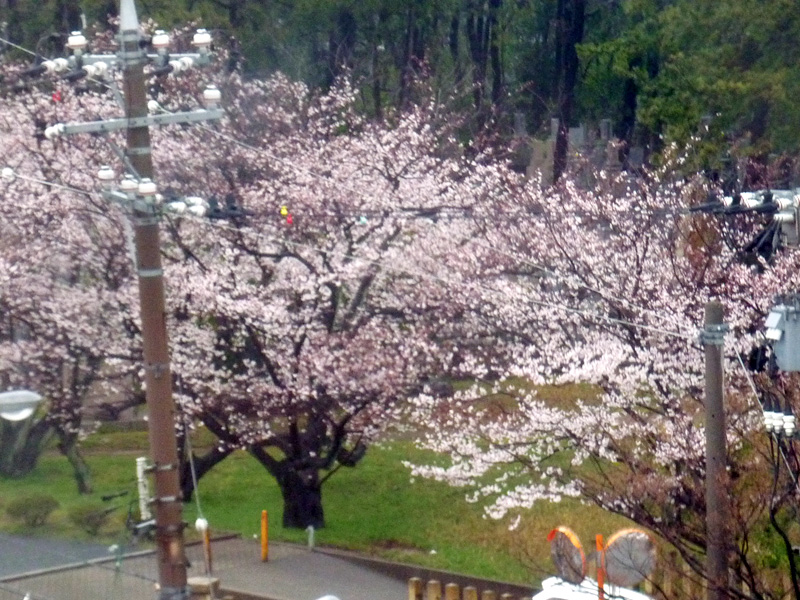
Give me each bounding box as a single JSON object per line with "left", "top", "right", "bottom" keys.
{"left": 0, "top": 431, "right": 629, "bottom": 586}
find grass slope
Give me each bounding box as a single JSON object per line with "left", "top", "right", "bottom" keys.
{"left": 0, "top": 436, "right": 629, "bottom": 586}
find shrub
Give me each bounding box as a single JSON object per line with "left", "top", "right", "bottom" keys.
{"left": 6, "top": 494, "right": 59, "bottom": 527}
{"left": 68, "top": 504, "right": 115, "bottom": 536}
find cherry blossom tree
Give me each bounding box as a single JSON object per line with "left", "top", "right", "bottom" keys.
{"left": 0, "top": 39, "right": 521, "bottom": 525}
{"left": 405, "top": 165, "right": 800, "bottom": 597}
{"left": 147, "top": 71, "right": 520, "bottom": 528}
{"left": 0, "top": 71, "right": 140, "bottom": 492}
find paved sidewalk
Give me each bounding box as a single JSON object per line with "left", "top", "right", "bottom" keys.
{"left": 0, "top": 534, "right": 111, "bottom": 578}
{"left": 0, "top": 537, "right": 409, "bottom": 600}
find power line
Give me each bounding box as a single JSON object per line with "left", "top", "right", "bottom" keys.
{"left": 0, "top": 166, "right": 697, "bottom": 341}
{"left": 0, "top": 36, "right": 37, "bottom": 57}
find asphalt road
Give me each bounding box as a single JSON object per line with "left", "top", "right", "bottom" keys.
{"left": 0, "top": 533, "right": 112, "bottom": 579}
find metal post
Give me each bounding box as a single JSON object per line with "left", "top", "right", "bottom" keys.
{"left": 703, "top": 300, "right": 729, "bottom": 600}
{"left": 120, "top": 1, "right": 187, "bottom": 598}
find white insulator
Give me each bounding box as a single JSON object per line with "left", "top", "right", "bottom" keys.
{"left": 42, "top": 60, "right": 57, "bottom": 74}
{"left": 741, "top": 192, "right": 761, "bottom": 208}
{"left": 202, "top": 85, "right": 221, "bottom": 108}
{"left": 784, "top": 414, "right": 796, "bottom": 436}
{"left": 165, "top": 202, "right": 187, "bottom": 214}
{"left": 168, "top": 59, "right": 182, "bottom": 72}
{"left": 776, "top": 197, "right": 795, "bottom": 209}
{"left": 120, "top": 176, "right": 139, "bottom": 194}
{"left": 192, "top": 28, "right": 212, "bottom": 50}
{"left": 184, "top": 196, "right": 205, "bottom": 206}
{"left": 138, "top": 178, "right": 157, "bottom": 197}
{"left": 178, "top": 56, "right": 194, "bottom": 71}
{"left": 67, "top": 31, "right": 87, "bottom": 53}
{"left": 97, "top": 165, "right": 115, "bottom": 183}
{"left": 152, "top": 30, "right": 170, "bottom": 52}
{"left": 764, "top": 412, "right": 773, "bottom": 432}
{"left": 52, "top": 57, "right": 70, "bottom": 73}
{"left": 775, "top": 210, "right": 796, "bottom": 223}
{"left": 87, "top": 61, "right": 108, "bottom": 78}
{"left": 771, "top": 411, "right": 785, "bottom": 432}
{"left": 44, "top": 124, "right": 65, "bottom": 139}
{"left": 147, "top": 99, "right": 161, "bottom": 114}
{"left": 1, "top": 167, "right": 14, "bottom": 181}
{"left": 187, "top": 204, "right": 207, "bottom": 217}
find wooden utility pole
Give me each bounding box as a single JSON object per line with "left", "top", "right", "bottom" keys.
{"left": 119, "top": 0, "right": 188, "bottom": 597}
{"left": 703, "top": 300, "right": 729, "bottom": 600}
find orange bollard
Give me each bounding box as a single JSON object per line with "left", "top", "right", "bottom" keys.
{"left": 596, "top": 534, "right": 604, "bottom": 600}
{"left": 261, "top": 510, "right": 269, "bottom": 561}
{"left": 203, "top": 526, "right": 213, "bottom": 574}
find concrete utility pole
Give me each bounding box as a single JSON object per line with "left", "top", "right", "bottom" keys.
{"left": 118, "top": 1, "right": 187, "bottom": 596}
{"left": 33, "top": 2, "right": 221, "bottom": 598}
{"left": 702, "top": 300, "right": 730, "bottom": 600}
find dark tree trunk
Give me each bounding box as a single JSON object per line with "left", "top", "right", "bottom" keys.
{"left": 489, "top": 0, "right": 504, "bottom": 105}
{"left": 56, "top": 0, "right": 82, "bottom": 32}
{"left": 398, "top": 6, "right": 425, "bottom": 110}
{"left": 449, "top": 13, "right": 464, "bottom": 87}
{"left": 277, "top": 466, "right": 324, "bottom": 529}
{"left": 59, "top": 433, "right": 92, "bottom": 494}
{"left": 179, "top": 445, "right": 233, "bottom": 502}
{"left": 327, "top": 8, "right": 357, "bottom": 86}
{"left": 552, "top": 0, "right": 586, "bottom": 183}
{"left": 0, "top": 418, "right": 54, "bottom": 478}
{"left": 466, "top": 9, "right": 488, "bottom": 113}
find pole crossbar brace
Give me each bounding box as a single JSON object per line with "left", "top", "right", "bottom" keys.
{"left": 53, "top": 108, "right": 223, "bottom": 136}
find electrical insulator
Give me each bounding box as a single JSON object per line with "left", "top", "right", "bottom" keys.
{"left": 84, "top": 61, "right": 108, "bottom": 79}
{"left": 741, "top": 192, "right": 762, "bottom": 208}
{"left": 44, "top": 124, "right": 65, "bottom": 139}
{"left": 202, "top": 85, "right": 221, "bottom": 109}
{"left": 97, "top": 165, "right": 115, "bottom": 187}
{"left": 152, "top": 30, "right": 170, "bottom": 54}
{"left": 193, "top": 29, "right": 212, "bottom": 53}
{"left": 120, "top": 176, "right": 139, "bottom": 195}
{"left": 138, "top": 178, "right": 157, "bottom": 198}
{"left": 66, "top": 31, "right": 87, "bottom": 55}
{"left": 784, "top": 409, "right": 796, "bottom": 437}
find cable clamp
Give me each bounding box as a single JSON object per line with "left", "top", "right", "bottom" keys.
{"left": 144, "top": 462, "right": 176, "bottom": 473}
{"left": 150, "top": 495, "right": 180, "bottom": 505}
{"left": 143, "top": 362, "right": 169, "bottom": 378}
{"left": 699, "top": 323, "right": 729, "bottom": 346}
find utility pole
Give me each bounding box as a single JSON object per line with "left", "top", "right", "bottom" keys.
{"left": 702, "top": 300, "right": 729, "bottom": 600}
{"left": 118, "top": 1, "right": 187, "bottom": 596}
{"left": 33, "top": 1, "right": 222, "bottom": 598}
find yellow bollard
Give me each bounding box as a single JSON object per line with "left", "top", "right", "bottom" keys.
{"left": 408, "top": 578, "right": 423, "bottom": 600}
{"left": 444, "top": 583, "right": 460, "bottom": 600}
{"left": 261, "top": 510, "right": 269, "bottom": 562}
{"left": 427, "top": 580, "right": 442, "bottom": 600}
